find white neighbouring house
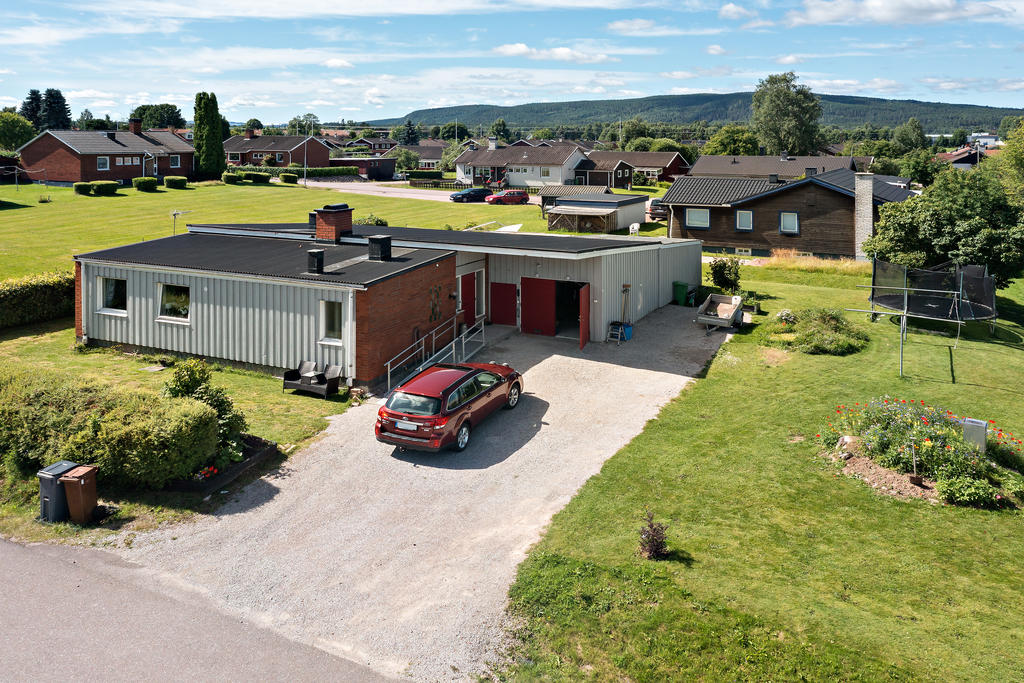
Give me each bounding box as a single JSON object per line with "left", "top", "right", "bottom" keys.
{"left": 454, "top": 139, "right": 587, "bottom": 187}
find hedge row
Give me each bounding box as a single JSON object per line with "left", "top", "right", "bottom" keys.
{"left": 0, "top": 365, "right": 219, "bottom": 489}
{"left": 222, "top": 172, "right": 239, "bottom": 184}
{"left": 229, "top": 165, "right": 359, "bottom": 178}
{"left": 72, "top": 180, "right": 120, "bottom": 196}
{"left": 405, "top": 170, "right": 443, "bottom": 179}
{"left": 279, "top": 173, "right": 298, "bottom": 184}
{"left": 164, "top": 176, "right": 188, "bottom": 189}
{"left": 132, "top": 177, "right": 159, "bottom": 192}
{"left": 0, "top": 270, "right": 75, "bottom": 330}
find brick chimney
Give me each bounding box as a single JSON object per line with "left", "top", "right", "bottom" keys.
{"left": 128, "top": 118, "right": 142, "bottom": 135}
{"left": 854, "top": 172, "right": 874, "bottom": 261}
{"left": 488, "top": 136, "right": 498, "bottom": 151}
{"left": 245, "top": 128, "right": 255, "bottom": 139}
{"left": 314, "top": 203, "right": 353, "bottom": 243}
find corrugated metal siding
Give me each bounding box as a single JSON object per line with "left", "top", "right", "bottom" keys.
{"left": 82, "top": 262, "right": 352, "bottom": 371}
{"left": 657, "top": 242, "right": 702, "bottom": 305}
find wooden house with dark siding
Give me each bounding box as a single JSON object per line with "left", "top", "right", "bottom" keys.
{"left": 662, "top": 168, "right": 913, "bottom": 259}
{"left": 689, "top": 153, "right": 857, "bottom": 180}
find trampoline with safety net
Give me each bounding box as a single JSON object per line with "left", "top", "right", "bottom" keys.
{"left": 868, "top": 260, "right": 998, "bottom": 323}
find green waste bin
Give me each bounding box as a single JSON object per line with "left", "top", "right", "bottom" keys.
{"left": 673, "top": 281, "right": 688, "bottom": 306}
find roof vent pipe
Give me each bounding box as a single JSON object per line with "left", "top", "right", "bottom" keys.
{"left": 368, "top": 235, "right": 392, "bottom": 262}
{"left": 768, "top": 173, "right": 779, "bottom": 184}
{"left": 780, "top": 150, "right": 789, "bottom": 160}
{"left": 307, "top": 249, "right": 324, "bottom": 275}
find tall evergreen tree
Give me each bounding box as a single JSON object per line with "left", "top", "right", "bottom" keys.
{"left": 18, "top": 89, "right": 43, "bottom": 129}
{"left": 402, "top": 119, "right": 420, "bottom": 144}
{"left": 750, "top": 72, "right": 821, "bottom": 155}
{"left": 489, "top": 118, "right": 511, "bottom": 142}
{"left": 193, "top": 92, "right": 226, "bottom": 179}
{"left": 39, "top": 88, "right": 72, "bottom": 130}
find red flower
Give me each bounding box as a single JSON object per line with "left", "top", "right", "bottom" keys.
{"left": 816, "top": 434, "right": 821, "bottom": 438}
{"left": 989, "top": 420, "right": 996, "bottom": 424}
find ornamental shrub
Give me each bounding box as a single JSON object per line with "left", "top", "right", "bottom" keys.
{"left": 279, "top": 173, "right": 298, "bottom": 184}
{"left": 91, "top": 180, "right": 119, "bottom": 196}
{"left": 935, "top": 476, "right": 1000, "bottom": 508}
{"left": 132, "top": 177, "right": 158, "bottom": 192}
{"left": 163, "top": 359, "right": 248, "bottom": 468}
{"left": 247, "top": 172, "right": 270, "bottom": 184}
{"left": 0, "top": 270, "right": 75, "bottom": 329}
{"left": 0, "top": 365, "right": 218, "bottom": 488}
{"left": 355, "top": 214, "right": 388, "bottom": 226}
{"left": 221, "top": 172, "right": 239, "bottom": 184}
{"left": 163, "top": 175, "right": 187, "bottom": 189}
{"left": 73, "top": 182, "right": 92, "bottom": 195}
{"left": 638, "top": 508, "right": 669, "bottom": 559}
{"left": 632, "top": 171, "right": 647, "bottom": 187}
{"left": 708, "top": 257, "right": 741, "bottom": 292}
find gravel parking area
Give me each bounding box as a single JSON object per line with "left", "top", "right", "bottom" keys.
{"left": 118, "top": 304, "right": 730, "bottom": 680}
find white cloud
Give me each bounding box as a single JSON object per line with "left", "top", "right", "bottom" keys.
{"left": 364, "top": 87, "right": 386, "bottom": 105}
{"left": 0, "top": 69, "right": 14, "bottom": 75}
{"left": 304, "top": 99, "right": 335, "bottom": 106}
{"left": 87, "top": 99, "right": 119, "bottom": 108}
{"left": 660, "top": 70, "right": 697, "bottom": 79}
{"left": 493, "top": 43, "right": 616, "bottom": 64}
{"left": 68, "top": 89, "right": 119, "bottom": 99}
{"left": 920, "top": 76, "right": 980, "bottom": 90}
{"left": 668, "top": 86, "right": 728, "bottom": 94}
{"left": 331, "top": 77, "right": 358, "bottom": 86}
{"left": 0, "top": 96, "right": 21, "bottom": 106}
{"left": 742, "top": 18, "right": 775, "bottom": 29}
{"left": 606, "top": 18, "right": 725, "bottom": 36}
{"left": 571, "top": 85, "right": 607, "bottom": 94}
{"left": 706, "top": 44, "right": 728, "bottom": 55}
{"left": 776, "top": 54, "right": 804, "bottom": 64}
{"left": 719, "top": 3, "right": 755, "bottom": 19}
{"left": 786, "top": 0, "right": 1003, "bottom": 27}
{"left": 0, "top": 18, "right": 180, "bottom": 45}
{"left": 322, "top": 58, "right": 354, "bottom": 68}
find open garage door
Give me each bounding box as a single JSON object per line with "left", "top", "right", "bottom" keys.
{"left": 579, "top": 283, "right": 590, "bottom": 349}
{"left": 521, "top": 277, "right": 555, "bottom": 336}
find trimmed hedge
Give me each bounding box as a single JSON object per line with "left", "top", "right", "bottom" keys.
{"left": 0, "top": 270, "right": 75, "bottom": 330}
{"left": 73, "top": 182, "right": 92, "bottom": 195}
{"left": 91, "top": 180, "right": 119, "bottom": 196}
{"left": 164, "top": 175, "right": 188, "bottom": 189}
{"left": 132, "top": 177, "right": 159, "bottom": 192}
{"left": 247, "top": 172, "right": 271, "bottom": 184}
{"left": 406, "top": 170, "right": 443, "bottom": 179}
{"left": 279, "top": 173, "right": 298, "bottom": 184}
{"left": 231, "top": 165, "right": 358, "bottom": 178}
{"left": 221, "top": 172, "right": 240, "bottom": 184}
{"left": 0, "top": 365, "right": 219, "bottom": 489}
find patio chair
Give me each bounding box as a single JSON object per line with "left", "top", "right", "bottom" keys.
{"left": 282, "top": 360, "right": 317, "bottom": 393}
{"left": 302, "top": 364, "right": 344, "bottom": 398}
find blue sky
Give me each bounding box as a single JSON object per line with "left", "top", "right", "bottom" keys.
{"left": 2, "top": 1, "right": 1023, "bottom": 126}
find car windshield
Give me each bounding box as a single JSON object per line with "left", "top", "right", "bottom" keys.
{"left": 386, "top": 391, "right": 441, "bottom": 416}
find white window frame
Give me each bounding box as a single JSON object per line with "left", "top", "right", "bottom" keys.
{"left": 169, "top": 155, "right": 180, "bottom": 169}
{"left": 132, "top": 157, "right": 140, "bottom": 165}
{"left": 645, "top": 169, "right": 659, "bottom": 178}
{"left": 735, "top": 247, "right": 752, "bottom": 256}
{"left": 319, "top": 300, "right": 345, "bottom": 346}
{"left": 115, "top": 157, "right": 123, "bottom": 166}
{"left": 475, "top": 269, "right": 485, "bottom": 319}
{"left": 276, "top": 152, "right": 284, "bottom": 162}
{"left": 97, "top": 276, "right": 128, "bottom": 317}
{"left": 227, "top": 152, "right": 240, "bottom": 162}
{"left": 156, "top": 283, "right": 191, "bottom": 324}
{"left": 96, "top": 156, "right": 109, "bottom": 171}
{"left": 780, "top": 212, "right": 800, "bottom": 235}
{"left": 736, "top": 210, "right": 753, "bottom": 232}
{"left": 541, "top": 167, "right": 550, "bottom": 177}
{"left": 685, "top": 208, "right": 710, "bottom": 229}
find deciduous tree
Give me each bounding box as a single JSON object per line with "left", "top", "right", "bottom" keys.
{"left": 439, "top": 121, "right": 469, "bottom": 141}
{"left": 489, "top": 118, "right": 512, "bottom": 142}
{"left": 701, "top": 124, "right": 759, "bottom": 156}
{"left": 898, "top": 149, "right": 947, "bottom": 186}
{"left": 244, "top": 118, "right": 263, "bottom": 130}
{"left": 750, "top": 72, "right": 821, "bottom": 155}
{"left": 0, "top": 112, "right": 36, "bottom": 150}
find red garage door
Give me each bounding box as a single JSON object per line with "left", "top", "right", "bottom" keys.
{"left": 490, "top": 282, "right": 517, "bottom": 326}
{"left": 521, "top": 277, "right": 556, "bottom": 336}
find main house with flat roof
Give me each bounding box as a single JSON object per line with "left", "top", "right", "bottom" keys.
{"left": 74, "top": 205, "right": 701, "bottom": 385}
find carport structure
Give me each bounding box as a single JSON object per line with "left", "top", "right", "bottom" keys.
{"left": 350, "top": 225, "right": 701, "bottom": 349}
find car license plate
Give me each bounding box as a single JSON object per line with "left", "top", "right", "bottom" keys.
{"left": 395, "top": 419, "right": 418, "bottom": 431}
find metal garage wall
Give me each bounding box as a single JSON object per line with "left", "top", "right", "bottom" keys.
{"left": 81, "top": 262, "right": 354, "bottom": 371}
{"left": 455, "top": 251, "right": 486, "bottom": 277}
{"left": 599, "top": 248, "right": 661, "bottom": 331}
{"left": 656, "top": 241, "right": 702, "bottom": 306}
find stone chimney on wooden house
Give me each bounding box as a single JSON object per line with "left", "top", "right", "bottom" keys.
{"left": 854, "top": 172, "right": 874, "bottom": 261}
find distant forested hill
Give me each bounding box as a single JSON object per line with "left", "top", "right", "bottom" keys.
{"left": 369, "top": 92, "right": 1023, "bottom": 131}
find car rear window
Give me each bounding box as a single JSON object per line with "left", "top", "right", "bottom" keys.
{"left": 386, "top": 392, "right": 441, "bottom": 416}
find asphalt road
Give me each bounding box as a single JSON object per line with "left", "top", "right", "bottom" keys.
{"left": 301, "top": 180, "right": 543, "bottom": 205}
{"left": 0, "top": 539, "right": 386, "bottom": 682}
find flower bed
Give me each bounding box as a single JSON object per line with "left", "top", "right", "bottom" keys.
{"left": 819, "top": 397, "right": 1024, "bottom": 508}
{"left": 760, "top": 308, "right": 868, "bottom": 355}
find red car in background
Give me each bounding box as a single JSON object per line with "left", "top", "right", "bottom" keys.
{"left": 376, "top": 362, "right": 523, "bottom": 452}
{"left": 485, "top": 189, "right": 530, "bottom": 205}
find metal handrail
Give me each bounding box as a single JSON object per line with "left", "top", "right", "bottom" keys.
{"left": 388, "top": 318, "right": 486, "bottom": 392}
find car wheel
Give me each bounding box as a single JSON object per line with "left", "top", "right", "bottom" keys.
{"left": 504, "top": 384, "right": 521, "bottom": 410}
{"left": 452, "top": 422, "right": 471, "bottom": 452}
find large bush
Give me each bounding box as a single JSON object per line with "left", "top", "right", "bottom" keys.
{"left": 708, "top": 257, "right": 741, "bottom": 292}
{"left": 0, "top": 366, "right": 218, "bottom": 489}
{"left": 91, "top": 180, "right": 119, "bottom": 196}
{"left": 221, "top": 171, "right": 239, "bottom": 184}
{"left": 279, "top": 172, "right": 298, "bottom": 184}
{"left": 163, "top": 175, "right": 188, "bottom": 189}
{"left": 163, "top": 359, "right": 247, "bottom": 469}
{"left": 0, "top": 270, "right": 74, "bottom": 330}
{"left": 760, "top": 308, "right": 869, "bottom": 355}
{"left": 246, "top": 172, "right": 270, "bottom": 184}
{"left": 73, "top": 182, "right": 92, "bottom": 195}
{"left": 132, "top": 177, "right": 158, "bottom": 192}
{"left": 821, "top": 397, "right": 1021, "bottom": 508}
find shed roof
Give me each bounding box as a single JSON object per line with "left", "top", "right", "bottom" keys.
{"left": 553, "top": 193, "right": 648, "bottom": 207}
{"left": 74, "top": 233, "right": 451, "bottom": 288}
{"left": 662, "top": 176, "right": 786, "bottom": 206}
{"left": 547, "top": 206, "right": 615, "bottom": 217}
{"left": 537, "top": 185, "right": 612, "bottom": 197}
{"left": 19, "top": 129, "right": 194, "bottom": 155}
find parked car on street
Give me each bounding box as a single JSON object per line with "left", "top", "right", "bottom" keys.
{"left": 376, "top": 362, "right": 523, "bottom": 452}
{"left": 450, "top": 187, "right": 492, "bottom": 203}
{"left": 485, "top": 189, "right": 530, "bottom": 205}
{"left": 648, "top": 198, "right": 668, "bottom": 221}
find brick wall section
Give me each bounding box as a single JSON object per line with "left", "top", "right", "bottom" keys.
{"left": 19, "top": 134, "right": 83, "bottom": 183}
{"left": 74, "top": 261, "right": 83, "bottom": 338}
{"left": 670, "top": 183, "right": 877, "bottom": 258}
{"left": 354, "top": 255, "right": 457, "bottom": 385}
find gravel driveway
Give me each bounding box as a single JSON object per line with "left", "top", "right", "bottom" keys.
{"left": 119, "top": 304, "right": 729, "bottom": 680}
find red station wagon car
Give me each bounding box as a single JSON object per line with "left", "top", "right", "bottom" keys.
{"left": 485, "top": 189, "right": 530, "bottom": 205}
{"left": 376, "top": 362, "right": 523, "bottom": 452}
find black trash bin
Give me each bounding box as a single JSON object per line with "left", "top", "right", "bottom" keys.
{"left": 37, "top": 460, "right": 79, "bottom": 523}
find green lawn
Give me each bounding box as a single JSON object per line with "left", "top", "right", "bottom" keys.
{"left": 505, "top": 267, "right": 1024, "bottom": 680}
{"left": 0, "top": 182, "right": 550, "bottom": 277}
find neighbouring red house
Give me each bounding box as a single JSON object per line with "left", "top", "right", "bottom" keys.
{"left": 584, "top": 151, "right": 690, "bottom": 183}
{"left": 17, "top": 118, "right": 195, "bottom": 184}
{"left": 223, "top": 129, "right": 331, "bottom": 167}
{"left": 330, "top": 156, "right": 397, "bottom": 180}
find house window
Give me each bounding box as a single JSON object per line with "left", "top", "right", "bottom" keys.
{"left": 97, "top": 156, "right": 109, "bottom": 171}
{"left": 228, "top": 152, "right": 240, "bottom": 162}
{"left": 185, "top": 132, "right": 193, "bottom": 140}
{"left": 541, "top": 167, "right": 550, "bottom": 177}
{"left": 115, "top": 157, "right": 123, "bottom": 166}
{"left": 321, "top": 301, "right": 344, "bottom": 343}
{"left": 780, "top": 212, "right": 800, "bottom": 235}
{"left": 132, "top": 157, "right": 139, "bottom": 165}
{"left": 158, "top": 284, "right": 190, "bottom": 321}
{"left": 169, "top": 155, "right": 180, "bottom": 168}
{"left": 99, "top": 277, "right": 127, "bottom": 313}
{"left": 736, "top": 210, "right": 753, "bottom": 232}
{"left": 685, "top": 208, "right": 710, "bottom": 229}
{"left": 276, "top": 153, "right": 284, "bottom": 162}
{"left": 253, "top": 153, "right": 263, "bottom": 160}
{"left": 645, "top": 170, "right": 658, "bottom": 178}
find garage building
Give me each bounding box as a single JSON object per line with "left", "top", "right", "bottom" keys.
{"left": 546, "top": 194, "right": 648, "bottom": 233}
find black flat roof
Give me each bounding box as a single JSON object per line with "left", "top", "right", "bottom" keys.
{"left": 349, "top": 225, "right": 660, "bottom": 254}
{"left": 75, "top": 233, "right": 451, "bottom": 287}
